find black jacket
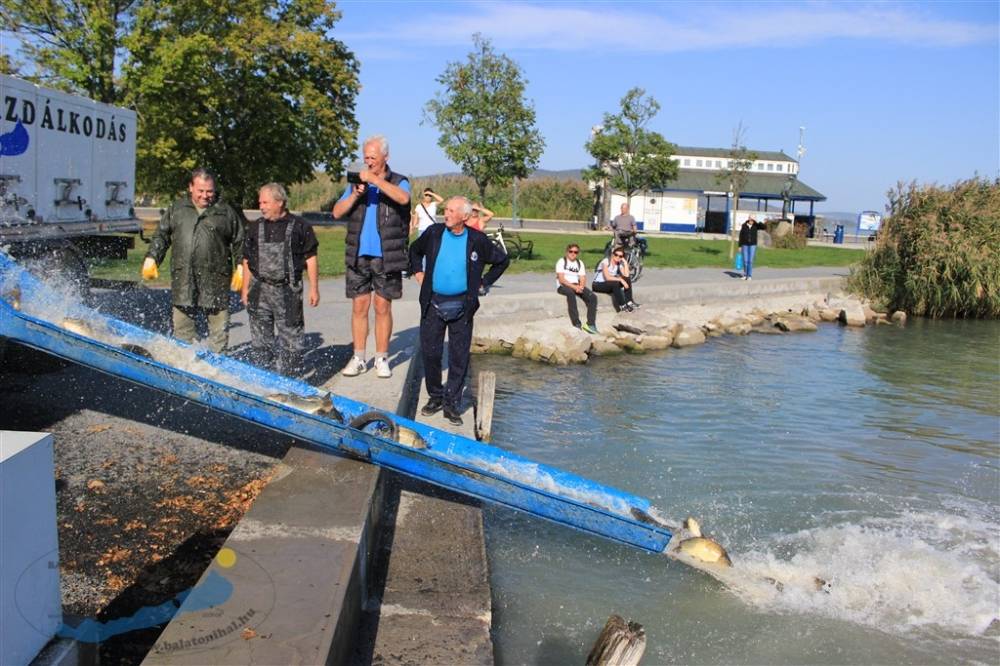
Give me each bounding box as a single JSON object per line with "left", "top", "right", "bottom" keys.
{"left": 340, "top": 167, "right": 410, "bottom": 273}
{"left": 408, "top": 224, "right": 510, "bottom": 323}
{"left": 739, "top": 220, "right": 767, "bottom": 246}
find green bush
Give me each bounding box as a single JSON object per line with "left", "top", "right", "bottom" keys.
{"left": 768, "top": 220, "right": 808, "bottom": 249}
{"left": 848, "top": 178, "right": 1000, "bottom": 318}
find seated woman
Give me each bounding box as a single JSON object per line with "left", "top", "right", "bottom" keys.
{"left": 555, "top": 243, "right": 598, "bottom": 334}
{"left": 467, "top": 202, "right": 495, "bottom": 232}
{"left": 592, "top": 246, "right": 639, "bottom": 312}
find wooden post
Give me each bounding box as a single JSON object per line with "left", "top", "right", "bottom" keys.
{"left": 475, "top": 370, "right": 495, "bottom": 442}
{"left": 586, "top": 615, "right": 646, "bottom": 666}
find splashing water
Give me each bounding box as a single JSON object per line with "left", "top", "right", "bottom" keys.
{"left": 725, "top": 509, "right": 999, "bottom": 638}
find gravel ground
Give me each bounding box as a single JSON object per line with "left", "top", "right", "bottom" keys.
{"left": 2, "top": 344, "right": 293, "bottom": 663}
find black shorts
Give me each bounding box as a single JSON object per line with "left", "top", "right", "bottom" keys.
{"left": 345, "top": 256, "right": 403, "bottom": 300}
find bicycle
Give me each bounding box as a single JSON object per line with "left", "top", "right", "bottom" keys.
{"left": 603, "top": 231, "right": 644, "bottom": 282}
{"left": 488, "top": 223, "right": 526, "bottom": 261}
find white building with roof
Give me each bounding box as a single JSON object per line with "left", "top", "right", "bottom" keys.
{"left": 603, "top": 146, "right": 826, "bottom": 235}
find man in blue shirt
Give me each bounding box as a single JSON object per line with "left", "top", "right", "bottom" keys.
{"left": 332, "top": 135, "right": 411, "bottom": 378}
{"left": 409, "top": 196, "right": 509, "bottom": 425}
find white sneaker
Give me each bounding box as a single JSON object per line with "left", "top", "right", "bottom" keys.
{"left": 342, "top": 355, "right": 367, "bottom": 376}
{"left": 374, "top": 356, "right": 392, "bottom": 378}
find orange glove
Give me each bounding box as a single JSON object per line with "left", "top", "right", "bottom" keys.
{"left": 141, "top": 257, "right": 159, "bottom": 280}
{"left": 230, "top": 265, "right": 244, "bottom": 292}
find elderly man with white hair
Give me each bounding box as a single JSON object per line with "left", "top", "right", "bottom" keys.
{"left": 332, "top": 134, "right": 411, "bottom": 379}
{"left": 408, "top": 196, "right": 509, "bottom": 425}
{"left": 241, "top": 182, "right": 320, "bottom": 376}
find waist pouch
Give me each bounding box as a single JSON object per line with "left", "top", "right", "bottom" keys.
{"left": 431, "top": 294, "right": 466, "bottom": 322}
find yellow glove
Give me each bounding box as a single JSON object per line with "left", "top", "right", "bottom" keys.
{"left": 230, "top": 265, "right": 244, "bottom": 292}
{"left": 141, "top": 257, "right": 159, "bottom": 280}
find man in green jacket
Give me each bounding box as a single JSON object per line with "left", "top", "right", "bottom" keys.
{"left": 143, "top": 168, "right": 245, "bottom": 353}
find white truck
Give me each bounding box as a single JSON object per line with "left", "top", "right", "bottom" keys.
{"left": 0, "top": 73, "right": 140, "bottom": 291}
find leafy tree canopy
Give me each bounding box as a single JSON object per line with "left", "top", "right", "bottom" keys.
{"left": 714, "top": 122, "right": 758, "bottom": 256}
{"left": 3, "top": 0, "right": 360, "bottom": 207}
{"left": 424, "top": 33, "right": 544, "bottom": 201}
{"left": 583, "top": 87, "right": 678, "bottom": 203}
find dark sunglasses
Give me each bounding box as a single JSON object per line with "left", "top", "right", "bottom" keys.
{"left": 567, "top": 249, "right": 579, "bottom": 254}
{"left": 613, "top": 253, "right": 625, "bottom": 258}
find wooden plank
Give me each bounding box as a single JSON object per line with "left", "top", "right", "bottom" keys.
{"left": 475, "top": 370, "right": 496, "bottom": 442}
{"left": 586, "top": 615, "right": 646, "bottom": 666}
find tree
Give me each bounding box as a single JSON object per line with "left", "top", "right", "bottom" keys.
{"left": 424, "top": 33, "right": 544, "bottom": 202}
{"left": 715, "top": 122, "right": 758, "bottom": 259}
{"left": 0, "top": 0, "right": 136, "bottom": 103}
{"left": 123, "top": 0, "right": 360, "bottom": 206}
{"left": 3, "top": 0, "right": 361, "bottom": 207}
{"left": 583, "top": 87, "right": 678, "bottom": 224}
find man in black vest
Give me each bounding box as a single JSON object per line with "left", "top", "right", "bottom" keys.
{"left": 241, "top": 183, "right": 319, "bottom": 375}
{"left": 332, "top": 135, "right": 410, "bottom": 379}
{"left": 409, "top": 196, "right": 509, "bottom": 425}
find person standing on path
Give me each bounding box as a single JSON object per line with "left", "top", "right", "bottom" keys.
{"left": 409, "top": 196, "right": 509, "bottom": 426}
{"left": 410, "top": 188, "right": 443, "bottom": 236}
{"left": 555, "top": 243, "right": 598, "bottom": 334}
{"left": 738, "top": 217, "right": 767, "bottom": 280}
{"left": 240, "top": 183, "right": 319, "bottom": 376}
{"left": 143, "top": 168, "right": 245, "bottom": 353}
{"left": 332, "top": 135, "right": 411, "bottom": 378}
{"left": 592, "top": 246, "right": 639, "bottom": 312}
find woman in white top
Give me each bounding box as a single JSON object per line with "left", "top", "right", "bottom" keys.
{"left": 592, "top": 246, "right": 639, "bottom": 312}
{"left": 410, "top": 188, "right": 444, "bottom": 236}
{"left": 555, "top": 243, "right": 598, "bottom": 333}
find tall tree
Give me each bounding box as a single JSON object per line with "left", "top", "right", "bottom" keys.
{"left": 123, "top": 0, "right": 360, "bottom": 206}
{"left": 3, "top": 0, "right": 360, "bottom": 206}
{"left": 1, "top": 0, "right": 136, "bottom": 103}
{"left": 424, "top": 33, "right": 544, "bottom": 202}
{"left": 715, "top": 122, "right": 758, "bottom": 259}
{"left": 583, "top": 87, "right": 678, "bottom": 222}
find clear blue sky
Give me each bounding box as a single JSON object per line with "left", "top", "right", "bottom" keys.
{"left": 335, "top": 0, "right": 999, "bottom": 214}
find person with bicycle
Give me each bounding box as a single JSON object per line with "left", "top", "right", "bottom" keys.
{"left": 593, "top": 246, "right": 639, "bottom": 312}
{"left": 609, "top": 202, "right": 648, "bottom": 256}
{"left": 555, "top": 243, "right": 598, "bottom": 334}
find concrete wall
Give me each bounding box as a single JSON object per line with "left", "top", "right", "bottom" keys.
{"left": 1, "top": 431, "right": 61, "bottom": 666}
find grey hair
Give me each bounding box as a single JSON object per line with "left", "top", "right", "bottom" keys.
{"left": 447, "top": 195, "right": 473, "bottom": 217}
{"left": 190, "top": 167, "right": 217, "bottom": 185}
{"left": 259, "top": 182, "right": 288, "bottom": 205}
{"left": 363, "top": 134, "right": 389, "bottom": 157}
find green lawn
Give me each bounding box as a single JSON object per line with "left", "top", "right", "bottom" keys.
{"left": 90, "top": 228, "right": 863, "bottom": 284}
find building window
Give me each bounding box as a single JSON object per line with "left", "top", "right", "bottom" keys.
{"left": 757, "top": 163, "right": 764, "bottom": 170}
{"left": 767, "top": 163, "right": 774, "bottom": 171}
{"left": 776, "top": 164, "right": 783, "bottom": 172}
{"left": 716, "top": 160, "right": 722, "bottom": 168}
{"left": 696, "top": 159, "right": 703, "bottom": 167}
{"left": 684, "top": 158, "right": 690, "bottom": 166}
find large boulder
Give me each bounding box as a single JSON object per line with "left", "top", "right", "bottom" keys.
{"left": 773, "top": 314, "right": 819, "bottom": 332}
{"left": 672, "top": 325, "right": 706, "bottom": 348}
{"left": 838, "top": 301, "right": 867, "bottom": 327}
{"left": 637, "top": 334, "right": 672, "bottom": 351}
{"left": 590, "top": 338, "right": 625, "bottom": 356}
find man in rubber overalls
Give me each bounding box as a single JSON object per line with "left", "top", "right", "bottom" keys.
{"left": 240, "top": 183, "right": 320, "bottom": 376}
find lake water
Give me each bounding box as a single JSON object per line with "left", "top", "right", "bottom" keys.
{"left": 473, "top": 319, "right": 999, "bottom": 665}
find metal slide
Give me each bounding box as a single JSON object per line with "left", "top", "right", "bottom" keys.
{"left": 0, "top": 249, "right": 678, "bottom": 555}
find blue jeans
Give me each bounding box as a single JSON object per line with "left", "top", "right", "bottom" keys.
{"left": 740, "top": 245, "right": 757, "bottom": 278}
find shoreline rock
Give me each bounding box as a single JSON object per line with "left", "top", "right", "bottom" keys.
{"left": 473, "top": 292, "right": 896, "bottom": 365}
